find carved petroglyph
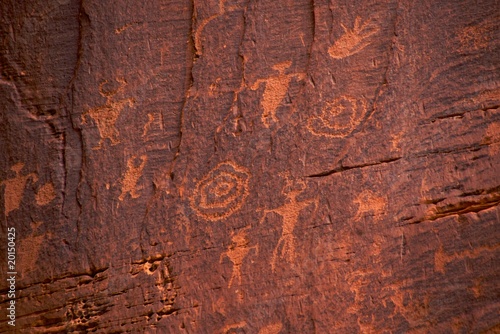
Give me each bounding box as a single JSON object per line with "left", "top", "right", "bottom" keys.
{"left": 130, "top": 258, "right": 178, "bottom": 315}
{"left": 328, "top": 17, "right": 379, "bottom": 59}
{"left": 307, "top": 95, "right": 368, "bottom": 138}
{"left": 142, "top": 112, "right": 164, "bottom": 137}
{"left": 194, "top": 0, "right": 239, "bottom": 56}
{"left": 259, "top": 322, "right": 283, "bottom": 334}
{"left": 251, "top": 61, "right": 305, "bottom": 128}
{"left": 1, "top": 163, "right": 38, "bottom": 216}
{"left": 260, "top": 177, "right": 318, "bottom": 271}
{"left": 190, "top": 161, "right": 250, "bottom": 221}
{"left": 222, "top": 321, "right": 247, "bottom": 334}
{"left": 434, "top": 244, "right": 500, "bottom": 274}
{"left": 81, "top": 79, "right": 134, "bottom": 149}
{"left": 119, "top": 155, "right": 147, "bottom": 201}
{"left": 352, "top": 190, "right": 386, "bottom": 222}
{"left": 35, "top": 182, "right": 56, "bottom": 206}
{"left": 220, "top": 227, "right": 258, "bottom": 288}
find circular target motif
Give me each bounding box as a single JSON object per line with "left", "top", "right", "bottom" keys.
{"left": 190, "top": 162, "right": 250, "bottom": 221}
{"left": 307, "top": 95, "right": 367, "bottom": 138}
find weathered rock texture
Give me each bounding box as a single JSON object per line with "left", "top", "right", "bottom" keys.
{"left": 1, "top": 0, "right": 499, "bottom": 332}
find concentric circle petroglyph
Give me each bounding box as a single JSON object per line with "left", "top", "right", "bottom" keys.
{"left": 307, "top": 95, "right": 368, "bottom": 138}
{"left": 190, "top": 161, "right": 250, "bottom": 221}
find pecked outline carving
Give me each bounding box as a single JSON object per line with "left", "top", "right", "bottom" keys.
{"left": 190, "top": 161, "right": 250, "bottom": 221}
{"left": 307, "top": 95, "right": 368, "bottom": 138}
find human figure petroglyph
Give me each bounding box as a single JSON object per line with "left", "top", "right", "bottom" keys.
{"left": 328, "top": 17, "right": 379, "bottom": 59}
{"left": 81, "top": 78, "right": 134, "bottom": 149}
{"left": 251, "top": 61, "right": 305, "bottom": 128}
{"left": 1, "top": 163, "right": 38, "bottom": 216}
{"left": 220, "top": 227, "right": 258, "bottom": 287}
{"left": 260, "top": 177, "right": 318, "bottom": 271}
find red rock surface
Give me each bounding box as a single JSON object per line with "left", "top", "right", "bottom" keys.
{"left": 1, "top": 0, "right": 499, "bottom": 332}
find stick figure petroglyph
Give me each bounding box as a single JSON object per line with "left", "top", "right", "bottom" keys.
{"left": 220, "top": 227, "right": 258, "bottom": 288}
{"left": 328, "top": 17, "right": 379, "bottom": 59}
{"left": 251, "top": 61, "right": 305, "bottom": 128}
{"left": 260, "top": 177, "right": 318, "bottom": 271}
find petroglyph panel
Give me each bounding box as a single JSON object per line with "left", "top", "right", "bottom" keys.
{"left": 1, "top": 163, "right": 38, "bottom": 216}
{"left": 328, "top": 17, "right": 379, "bottom": 59}
{"left": 307, "top": 95, "right": 368, "bottom": 138}
{"left": 190, "top": 162, "right": 250, "bottom": 221}
{"left": 81, "top": 79, "right": 134, "bottom": 149}
{"left": 251, "top": 61, "right": 305, "bottom": 128}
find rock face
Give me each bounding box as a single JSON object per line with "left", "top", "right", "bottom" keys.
{"left": 1, "top": 0, "right": 499, "bottom": 332}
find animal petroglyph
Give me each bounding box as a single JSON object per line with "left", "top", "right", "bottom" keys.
{"left": 307, "top": 95, "right": 368, "bottom": 138}
{"left": 328, "top": 17, "right": 379, "bottom": 59}
{"left": 119, "top": 155, "right": 147, "bottom": 201}
{"left": 190, "top": 161, "right": 250, "bottom": 221}
{"left": 352, "top": 190, "right": 386, "bottom": 222}
{"left": 251, "top": 61, "right": 305, "bottom": 128}
{"left": 260, "top": 177, "right": 318, "bottom": 271}
{"left": 220, "top": 228, "right": 258, "bottom": 288}
{"left": 1, "top": 163, "right": 38, "bottom": 216}
{"left": 81, "top": 79, "right": 134, "bottom": 149}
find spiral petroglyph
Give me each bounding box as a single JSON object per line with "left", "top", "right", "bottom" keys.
{"left": 190, "top": 162, "right": 250, "bottom": 221}
{"left": 307, "top": 95, "right": 368, "bottom": 138}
